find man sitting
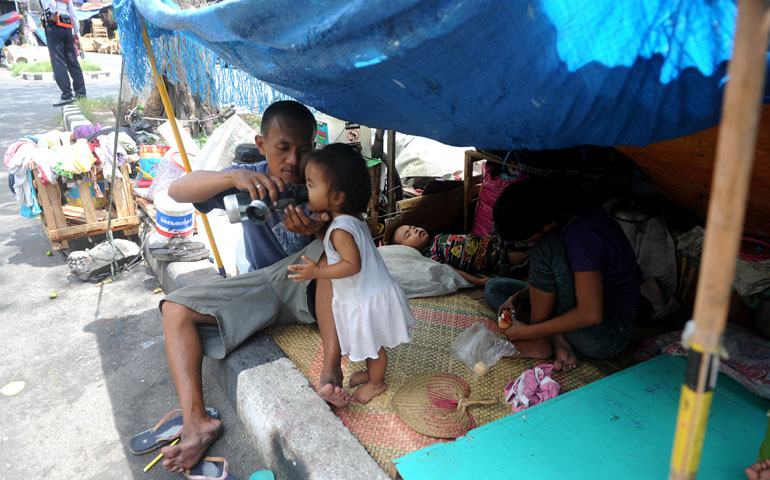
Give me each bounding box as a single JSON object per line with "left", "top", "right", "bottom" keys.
{"left": 155, "top": 101, "right": 349, "bottom": 473}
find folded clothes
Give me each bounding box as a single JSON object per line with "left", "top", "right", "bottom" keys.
{"left": 504, "top": 363, "right": 561, "bottom": 412}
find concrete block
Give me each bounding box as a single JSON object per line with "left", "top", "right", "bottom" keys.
{"left": 237, "top": 359, "right": 388, "bottom": 480}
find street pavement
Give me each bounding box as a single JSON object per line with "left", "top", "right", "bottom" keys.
{"left": 0, "top": 53, "right": 264, "bottom": 480}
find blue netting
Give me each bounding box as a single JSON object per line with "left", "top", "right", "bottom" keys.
{"left": 114, "top": 0, "right": 770, "bottom": 150}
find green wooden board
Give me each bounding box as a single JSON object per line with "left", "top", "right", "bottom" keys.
{"left": 394, "top": 355, "right": 769, "bottom": 479}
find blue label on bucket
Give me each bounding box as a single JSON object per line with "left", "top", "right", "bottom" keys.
{"left": 156, "top": 209, "right": 194, "bottom": 232}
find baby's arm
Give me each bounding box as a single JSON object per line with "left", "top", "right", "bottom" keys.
{"left": 287, "top": 229, "right": 361, "bottom": 282}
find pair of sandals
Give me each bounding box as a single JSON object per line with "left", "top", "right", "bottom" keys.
{"left": 128, "top": 407, "right": 237, "bottom": 480}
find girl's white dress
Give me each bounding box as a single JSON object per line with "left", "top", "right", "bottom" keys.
{"left": 324, "top": 214, "right": 416, "bottom": 362}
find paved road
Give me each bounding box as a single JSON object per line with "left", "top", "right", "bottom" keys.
{"left": 0, "top": 54, "right": 263, "bottom": 480}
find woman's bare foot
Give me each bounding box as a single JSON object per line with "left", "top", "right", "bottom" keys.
{"left": 746, "top": 459, "right": 770, "bottom": 480}
{"left": 504, "top": 336, "right": 552, "bottom": 360}
{"left": 348, "top": 371, "right": 369, "bottom": 388}
{"left": 161, "top": 415, "right": 222, "bottom": 473}
{"left": 552, "top": 334, "right": 578, "bottom": 372}
{"left": 317, "top": 382, "right": 350, "bottom": 408}
{"left": 353, "top": 382, "right": 387, "bottom": 404}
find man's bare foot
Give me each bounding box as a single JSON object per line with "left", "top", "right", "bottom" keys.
{"left": 161, "top": 415, "right": 222, "bottom": 473}
{"left": 353, "top": 382, "right": 387, "bottom": 404}
{"left": 746, "top": 459, "right": 770, "bottom": 480}
{"left": 504, "top": 336, "right": 552, "bottom": 360}
{"left": 317, "top": 382, "right": 350, "bottom": 408}
{"left": 552, "top": 334, "right": 578, "bottom": 372}
{"left": 319, "top": 363, "right": 344, "bottom": 390}
{"left": 348, "top": 371, "right": 369, "bottom": 388}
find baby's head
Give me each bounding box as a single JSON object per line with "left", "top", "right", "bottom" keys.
{"left": 391, "top": 224, "right": 431, "bottom": 251}
{"left": 302, "top": 143, "right": 371, "bottom": 215}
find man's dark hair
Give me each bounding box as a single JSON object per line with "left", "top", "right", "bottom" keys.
{"left": 261, "top": 100, "right": 316, "bottom": 140}
{"left": 302, "top": 143, "right": 371, "bottom": 215}
{"left": 493, "top": 179, "right": 559, "bottom": 242}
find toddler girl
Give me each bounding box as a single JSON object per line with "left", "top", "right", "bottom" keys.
{"left": 288, "top": 144, "right": 416, "bottom": 404}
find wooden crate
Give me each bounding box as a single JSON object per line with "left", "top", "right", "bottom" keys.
{"left": 32, "top": 164, "right": 140, "bottom": 250}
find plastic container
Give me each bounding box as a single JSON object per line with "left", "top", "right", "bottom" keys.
{"left": 154, "top": 189, "right": 195, "bottom": 237}
{"left": 137, "top": 145, "right": 170, "bottom": 188}
{"left": 315, "top": 113, "right": 372, "bottom": 157}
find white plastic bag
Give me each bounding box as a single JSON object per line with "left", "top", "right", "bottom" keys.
{"left": 449, "top": 323, "right": 519, "bottom": 375}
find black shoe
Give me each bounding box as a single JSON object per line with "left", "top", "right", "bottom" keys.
{"left": 53, "top": 98, "right": 74, "bottom": 107}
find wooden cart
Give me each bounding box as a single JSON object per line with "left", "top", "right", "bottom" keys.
{"left": 31, "top": 164, "right": 140, "bottom": 250}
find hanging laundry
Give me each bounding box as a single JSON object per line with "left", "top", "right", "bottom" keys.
{"left": 4, "top": 138, "right": 38, "bottom": 212}
{"left": 504, "top": 363, "right": 561, "bottom": 413}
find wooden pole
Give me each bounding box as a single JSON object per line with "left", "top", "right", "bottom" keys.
{"left": 669, "top": 0, "right": 770, "bottom": 478}
{"left": 387, "top": 130, "right": 396, "bottom": 214}
{"left": 141, "top": 21, "right": 227, "bottom": 277}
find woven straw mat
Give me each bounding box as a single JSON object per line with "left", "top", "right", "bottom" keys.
{"left": 268, "top": 291, "right": 605, "bottom": 475}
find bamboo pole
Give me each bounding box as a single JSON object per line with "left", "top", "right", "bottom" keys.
{"left": 140, "top": 21, "right": 226, "bottom": 277}
{"left": 669, "top": 0, "right": 770, "bottom": 478}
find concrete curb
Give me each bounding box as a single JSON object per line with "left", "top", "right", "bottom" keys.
{"left": 143, "top": 239, "right": 388, "bottom": 479}
{"left": 20, "top": 70, "right": 111, "bottom": 81}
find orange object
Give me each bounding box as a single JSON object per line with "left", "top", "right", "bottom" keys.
{"left": 498, "top": 308, "right": 513, "bottom": 330}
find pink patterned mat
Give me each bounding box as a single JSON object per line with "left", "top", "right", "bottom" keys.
{"left": 635, "top": 323, "right": 770, "bottom": 399}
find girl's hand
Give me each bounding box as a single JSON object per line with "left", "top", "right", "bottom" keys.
{"left": 287, "top": 255, "right": 320, "bottom": 282}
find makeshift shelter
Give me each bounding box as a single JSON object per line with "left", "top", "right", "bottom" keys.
{"left": 114, "top": 0, "right": 770, "bottom": 478}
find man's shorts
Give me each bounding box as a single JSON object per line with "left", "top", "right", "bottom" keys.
{"left": 160, "top": 240, "right": 325, "bottom": 359}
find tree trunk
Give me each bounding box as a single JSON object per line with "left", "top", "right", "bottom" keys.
{"left": 140, "top": 0, "right": 218, "bottom": 138}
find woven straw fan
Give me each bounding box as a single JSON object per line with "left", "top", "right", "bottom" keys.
{"left": 392, "top": 372, "right": 497, "bottom": 439}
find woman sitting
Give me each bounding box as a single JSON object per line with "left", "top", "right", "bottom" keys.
{"left": 486, "top": 179, "right": 643, "bottom": 372}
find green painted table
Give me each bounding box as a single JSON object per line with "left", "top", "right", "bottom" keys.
{"left": 394, "top": 355, "right": 769, "bottom": 479}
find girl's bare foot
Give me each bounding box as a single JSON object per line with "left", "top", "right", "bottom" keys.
{"left": 161, "top": 415, "right": 222, "bottom": 473}
{"left": 352, "top": 382, "right": 387, "bottom": 404}
{"left": 552, "top": 334, "right": 578, "bottom": 372}
{"left": 348, "top": 371, "right": 369, "bottom": 388}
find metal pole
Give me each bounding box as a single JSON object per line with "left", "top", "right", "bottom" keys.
{"left": 141, "top": 21, "right": 227, "bottom": 277}
{"left": 669, "top": 1, "right": 770, "bottom": 478}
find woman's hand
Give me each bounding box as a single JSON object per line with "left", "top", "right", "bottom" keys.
{"left": 498, "top": 287, "right": 529, "bottom": 318}
{"left": 502, "top": 317, "right": 529, "bottom": 341}
{"left": 287, "top": 255, "right": 320, "bottom": 282}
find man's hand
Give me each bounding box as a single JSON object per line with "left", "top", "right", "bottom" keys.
{"left": 502, "top": 317, "right": 529, "bottom": 342}
{"left": 283, "top": 205, "right": 330, "bottom": 237}
{"left": 287, "top": 255, "right": 320, "bottom": 282}
{"left": 229, "top": 170, "right": 285, "bottom": 204}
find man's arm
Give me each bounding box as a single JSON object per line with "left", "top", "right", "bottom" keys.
{"left": 66, "top": 0, "right": 79, "bottom": 33}
{"left": 168, "top": 169, "right": 285, "bottom": 204}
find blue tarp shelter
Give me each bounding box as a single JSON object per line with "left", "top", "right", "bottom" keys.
{"left": 115, "top": 0, "right": 770, "bottom": 151}
{"left": 0, "top": 19, "right": 18, "bottom": 44}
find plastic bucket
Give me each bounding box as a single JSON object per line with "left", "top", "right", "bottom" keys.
{"left": 154, "top": 190, "right": 195, "bottom": 237}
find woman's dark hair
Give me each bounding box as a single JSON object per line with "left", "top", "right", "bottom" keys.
{"left": 302, "top": 143, "right": 371, "bottom": 215}
{"left": 493, "top": 179, "right": 560, "bottom": 242}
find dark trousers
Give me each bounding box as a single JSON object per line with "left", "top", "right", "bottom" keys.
{"left": 45, "top": 23, "right": 86, "bottom": 100}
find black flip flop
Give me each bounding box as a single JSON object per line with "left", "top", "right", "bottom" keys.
{"left": 129, "top": 407, "right": 220, "bottom": 454}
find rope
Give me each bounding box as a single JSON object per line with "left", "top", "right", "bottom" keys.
{"left": 103, "top": 56, "right": 127, "bottom": 280}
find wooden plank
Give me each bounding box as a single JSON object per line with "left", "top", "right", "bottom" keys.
{"left": 120, "top": 164, "right": 138, "bottom": 216}
{"left": 394, "top": 356, "right": 769, "bottom": 480}
{"left": 76, "top": 181, "right": 99, "bottom": 224}
{"left": 111, "top": 177, "right": 130, "bottom": 219}
{"left": 48, "top": 216, "right": 140, "bottom": 241}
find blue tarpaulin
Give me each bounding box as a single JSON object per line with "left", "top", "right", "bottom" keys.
{"left": 114, "top": 0, "right": 770, "bottom": 150}
{"left": 0, "top": 20, "right": 19, "bottom": 45}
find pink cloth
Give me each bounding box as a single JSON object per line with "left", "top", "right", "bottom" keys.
{"left": 504, "top": 363, "right": 561, "bottom": 412}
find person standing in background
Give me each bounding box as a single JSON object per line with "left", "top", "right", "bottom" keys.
{"left": 39, "top": 0, "right": 87, "bottom": 107}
